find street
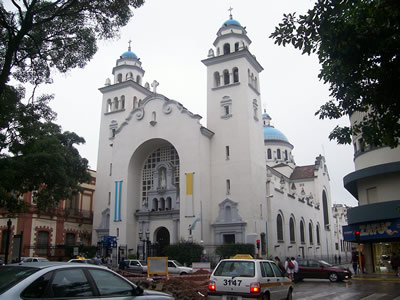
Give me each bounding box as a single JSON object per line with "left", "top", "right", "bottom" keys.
{"left": 293, "top": 279, "right": 400, "bottom": 300}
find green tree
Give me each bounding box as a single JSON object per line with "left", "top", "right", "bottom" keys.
{"left": 0, "top": 0, "right": 144, "bottom": 97}
{"left": 0, "top": 85, "right": 91, "bottom": 212}
{"left": 270, "top": 0, "right": 400, "bottom": 147}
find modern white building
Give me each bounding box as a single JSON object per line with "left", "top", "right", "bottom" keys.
{"left": 92, "top": 13, "right": 336, "bottom": 262}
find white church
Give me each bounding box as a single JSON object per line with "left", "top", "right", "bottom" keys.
{"left": 93, "top": 13, "right": 336, "bottom": 261}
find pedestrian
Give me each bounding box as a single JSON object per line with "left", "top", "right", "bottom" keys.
{"left": 284, "top": 257, "right": 295, "bottom": 280}
{"left": 200, "top": 254, "right": 207, "bottom": 262}
{"left": 334, "top": 254, "right": 338, "bottom": 264}
{"left": 338, "top": 255, "right": 341, "bottom": 264}
{"left": 274, "top": 256, "right": 285, "bottom": 274}
{"left": 390, "top": 252, "right": 399, "bottom": 277}
{"left": 361, "top": 253, "right": 365, "bottom": 273}
{"left": 291, "top": 257, "right": 299, "bottom": 283}
{"left": 351, "top": 252, "right": 358, "bottom": 275}
{"left": 119, "top": 259, "right": 127, "bottom": 270}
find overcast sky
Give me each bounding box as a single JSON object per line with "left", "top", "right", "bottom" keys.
{"left": 34, "top": 0, "right": 358, "bottom": 207}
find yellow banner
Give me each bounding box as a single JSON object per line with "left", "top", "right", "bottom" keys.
{"left": 186, "top": 173, "right": 193, "bottom": 195}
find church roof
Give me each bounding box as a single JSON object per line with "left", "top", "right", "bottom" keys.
{"left": 222, "top": 18, "right": 241, "bottom": 27}
{"left": 290, "top": 165, "right": 315, "bottom": 180}
{"left": 263, "top": 126, "right": 289, "bottom": 143}
{"left": 120, "top": 50, "right": 138, "bottom": 59}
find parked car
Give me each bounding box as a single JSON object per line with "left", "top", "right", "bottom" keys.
{"left": 67, "top": 258, "right": 96, "bottom": 264}
{"left": 20, "top": 257, "right": 49, "bottom": 263}
{"left": 208, "top": 258, "right": 293, "bottom": 300}
{"left": 124, "top": 259, "right": 147, "bottom": 273}
{"left": 0, "top": 259, "right": 4, "bottom": 266}
{"left": 297, "top": 259, "right": 352, "bottom": 282}
{"left": 168, "top": 260, "right": 193, "bottom": 275}
{"left": 0, "top": 262, "right": 174, "bottom": 299}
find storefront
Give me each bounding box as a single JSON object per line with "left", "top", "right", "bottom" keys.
{"left": 343, "top": 218, "right": 400, "bottom": 273}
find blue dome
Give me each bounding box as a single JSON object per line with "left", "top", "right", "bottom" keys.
{"left": 121, "top": 51, "right": 138, "bottom": 59}
{"left": 222, "top": 18, "right": 241, "bottom": 27}
{"left": 264, "top": 126, "right": 289, "bottom": 143}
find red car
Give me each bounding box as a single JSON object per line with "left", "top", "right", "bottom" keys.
{"left": 297, "top": 259, "right": 352, "bottom": 282}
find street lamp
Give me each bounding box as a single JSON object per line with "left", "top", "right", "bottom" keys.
{"left": 138, "top": 232, "right": 143, "bottom": 260}
{"left": 145, "top": 231, "right": 150, "bottom": 259}
{"left": 5, "top": 219, "right": 12, "bottom": 264}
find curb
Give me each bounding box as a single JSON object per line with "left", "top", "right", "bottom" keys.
{"left": 351, "top": 277, "right": 400, "bottom": 281}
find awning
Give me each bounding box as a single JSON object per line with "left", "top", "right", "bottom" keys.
{"left": 343, "top": 218, "right": 400, "bottom": 242}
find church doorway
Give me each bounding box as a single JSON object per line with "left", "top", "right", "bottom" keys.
{"left": 155, "top": 227, "right": 170, "bottom": 256}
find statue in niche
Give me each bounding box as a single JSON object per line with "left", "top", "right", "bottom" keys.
{"left": 159, "top": 167, "right": 167, "bottom": 188}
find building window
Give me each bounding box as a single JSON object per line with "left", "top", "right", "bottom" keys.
{"left": 117, "top": 73, "right": 122, "bottom": 83}
{"left": 133, "top": 96, "right": 138, "bottom": 108}
{"left": 108, "top": 192, "right": 111, "bottom": 206}
{"left": 277, "top": 214, "right": 283, "bottom": 241}
{"left": 234, "top": 42, "right": 239, "bottom": 51}
{"left": 223, "top": 43, "right": 230, "bottom": 54}
{"left": 300, "top": 221, "right": 305, "bottom": 244}
{"left": 277, "top": 149, "right": 281, "bottom": 159}
{"left": 65, "top": 233, "right": 75, "bottom": 246}
{"left": 107, "top": 99, "right": 112, "bottom": 112}
{"left": 284, "top": 150, "right": 288, "bottom": 160}
{"left": 233, "top": 67, "right": 239, "bottom": 83}
{"left": 316, "top": 224, "right": 320, "bottom": 245}
{"left": 335, "top": 242, "right": 339, "bottom": 250}
{"left": 289, "top": 217, "right": 295, "bottom": 242}
{"left": 109, "top": 163, "right": 112, "bottom": 176}
{"left": 36, "top": 231, "right": 49, "bottom": 256}
{"left": 220, "top": 97, "right": 232, "bottom": 119}
{"left": 226, "top": 179, "right": 231, "bottom": 195}
{"left": 226, "top": 146, "right": 230, "bottom": 160}
{"left": 322, "top": 190, "right": 329, "bottom": 228}
{"left": 309, "top": 222, "right": 313, "bottom": 244}
{"left": 136, "top": 75, "right": 141, "bottom": 85}
{"left": 113, "top": 97, "right": 119, "bottom": 110}
{"left": 223, "top": 234, "right": 235, "bottom": 244}
{"left": 224, "top": 105, "right": 230, "bottom": 116}
{"left": 214, "top": 72, "right": 221, "bottom": 87}
{"left": 253, "top": 99, "right": 258, "bottom": 120}
{"left": 267, "top": 149, "right": 272, "bottom": 159}
{"left": 223, "top": 70, "right": 230, "bottom": 85}
{"left": 120, "top": 95, "right": 125, "bottom": 109}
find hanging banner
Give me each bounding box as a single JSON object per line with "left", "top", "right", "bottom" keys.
{"left": 185, "top": 172, "right": 194, "bottom": 217}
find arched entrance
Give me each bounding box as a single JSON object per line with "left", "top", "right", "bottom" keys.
{"left": 155, "top": 227, "right": 170, "bottom": 256}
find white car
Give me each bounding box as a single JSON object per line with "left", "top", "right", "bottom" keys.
{"left": 20, "top": 257, "right": 49, "bottom": 263}
{"left": 168, "top": 260, "right": 193, "bottom": 275}
{"left": 125, "top": 259, "right": 147, "bottom": 273}
{"left": 208, "top": 258, "right": 293, "bottom": 300}
{"left": 0, "top": 262, "right": 173, "bottom": 299}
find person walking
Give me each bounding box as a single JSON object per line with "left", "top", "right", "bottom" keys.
{"left": 361, "top": 253, "right": 366, "bottom": 273}
{"left": 351, "top": 252, "right": 358, "bottom": 275}
{"left": 275, "top": 256, "right": 285, "bottom": 274}
{"left": 284, "top": 257, "right": 295, "bottom": 280}
{"left": 391, "top": 252, "right": 399, "bottom": 277}
{"left": 291, "top": 257, "right": 299, "bottom": 283}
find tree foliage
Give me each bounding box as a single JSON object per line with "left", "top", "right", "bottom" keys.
{"left": 165, "top": 240, "right": 204, "bottom": 266}
{"left": 270, "top": 0, "right": 400, "bottom": 147}
{"left": 0, "top": 85, "right": 91, "bottom": 212}
{"left": 0, "top": 0, "right": 144, "bottom": 96}
{"left": 215, "top": 243, "right": 255, "bottom": 258}
{"left": 0, "top": 0, "right": 145, "bottom": 212}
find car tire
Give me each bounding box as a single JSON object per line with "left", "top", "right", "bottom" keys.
{"left": 261, "top": 292, "right": 270, "bottom": 300}
{"left": 286, "top": 288, "right": 293, "bottom": 300}
{"left": 180, "top": 272, "right": 187, "bottom": 275}
{"left": 329, "top": 272, "right": 339, "bottom": 282}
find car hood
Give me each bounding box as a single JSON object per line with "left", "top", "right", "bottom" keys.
{"left": 143, "top": 289, "right": 171, "bottom": 296}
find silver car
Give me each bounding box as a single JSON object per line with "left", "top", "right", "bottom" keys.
{"left": 125, "top": 259, "right": 147, "bottom": 273}
{"left": 0, "top": 262, "right": 173, "bottom": 299}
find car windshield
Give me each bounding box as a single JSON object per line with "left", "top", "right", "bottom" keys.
{"left": 214, "top": 261, "right": 255, "bottom": 277}
{"left": 319, "top": 260, "right": 333, "bottom": 267}
{"left": 172, "top": 260, "right": 182, "bottom": 266}
{"left": 0, "top": 266, "right": 39, "bottom": 294}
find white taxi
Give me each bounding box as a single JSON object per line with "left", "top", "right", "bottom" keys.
{"left": 208, "top": 258, "right": 293, "bottom": 300}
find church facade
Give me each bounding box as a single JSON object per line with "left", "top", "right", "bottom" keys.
{"left": 93, "top": 14, "right": 335, "bottom": 261}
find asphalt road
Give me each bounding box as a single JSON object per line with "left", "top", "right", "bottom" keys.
{"left": 293, "top": 279, "right": 400, "bottom": 300}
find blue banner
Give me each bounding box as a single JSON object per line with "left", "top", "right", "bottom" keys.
{"left": 103, "top": 236, "right": 117, "bottom": 248}
{"left": 343, "top": 218, "right": 400, "bottom": 241}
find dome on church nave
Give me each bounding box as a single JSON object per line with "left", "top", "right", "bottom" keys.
{"left": 263, "top": 126, "right": 289, "bottom": 143}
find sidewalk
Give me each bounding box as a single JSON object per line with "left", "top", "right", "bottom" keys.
{"left": 336, "top": 263, "right": 400, "bottom": 281}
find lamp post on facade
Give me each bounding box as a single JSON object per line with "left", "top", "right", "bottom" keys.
{"left": 4, "top": 219, "right": 12, "bottom": 264}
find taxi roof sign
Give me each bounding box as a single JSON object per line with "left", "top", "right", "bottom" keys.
{"left": 232, "top": 254, "right": 253, "bottom": 259}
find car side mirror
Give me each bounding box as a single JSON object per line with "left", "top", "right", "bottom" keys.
{"left": 133, "top": 286, "right": 144, "bottom": 296}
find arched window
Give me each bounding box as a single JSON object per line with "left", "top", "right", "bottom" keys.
{"left": 309, "top": 222, "right": 313, "bottom": 244}
{"left": 160, "top": 198, "right": 165, "bottom": 210}
{"left": 267, "top": 149, "right": 272, "bottom": 159}
{"left": 152, "top": 198, "right": 158, "bottom": 211}
{"left": 235, "top": 42, "right": 239, "bottom": 51}
{"left": 166, "top": 197, "right": 171, "bottom": 210}
{"left": 254, "top": 77, "right": 258, "bottom": 90}
{"left": 300, "top": 220, "right": 305, "bottom": 244}
{"left": 117, "top": 73, "right": 122, "bottom": 83}
{"left": 223, "top": 43, "right": 230, "bottom": 54}
{"left": 233, "top": 67, "right": 239, "bottom": 83}
{"left": 316, "top": 224, "right": 321, "bottom": 244}
{"left": 223, "top": 70, "right": 230, "bottom": 85}
{"left": 136, "top": 75, "right": 141, "bottom": 84}
{"left": 284, "top": 150, "right": 288, "bottom": 160}
{"left": 289, "top": 217, "right": 295, "bottom": 242}
{"left": 113, "top": 97, "right": 119, "bottom": 110}
{"left": 126, "top": 72, "right": 133, "bottom": 80}
{"left": 107, "top": 99, "right": 112, "bottom": 112}
{"left": 322, "top": 190, "right": 329, "bottom": 227}
{"left": 120, "top": 96, "right": 125, "bottom": 109}
{"left": 277, "top": 149, "right": 281, "bottom": 159}
{"left": 214, "top": 72, "right": 221, "bottom": 87}
{"left": 277, "top": 214, "right": 283, "bottom": 241}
